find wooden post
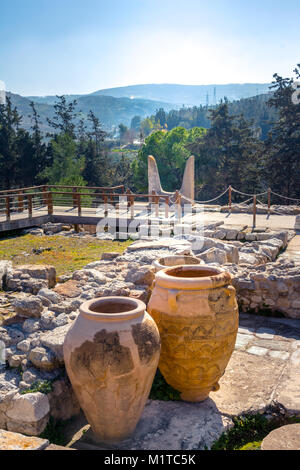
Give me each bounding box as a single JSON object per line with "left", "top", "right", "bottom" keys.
{"left": 177, "top": 194, "right": 182, "bottom": 221}
{"left": 174, "top": 190, "right": 179, "bottom": 204}
{"left": 73, "top": 187, "right": 77, "bottom": 208}
{"left": 28, "top": 195, "right": 33, "bottom": 218}
{"left": 126, "top": 189, "right": 131, "bottom": 209}
{"left": 228, "top": 185, "right": 232, "bottom": 212}
{"left": 77, "top": 193, "right": 81, "bottom": 217}
{"left": 130, "top": 195, "right": 135, "bottom": 219}
{"left": 252, "top": 195, "right": 256, "bottom": 229}
{"left": 165, "top": 196, "right": 169, "bottom": 218}
{"left": 42, "top": 186, "right": 48, "bottom": 206}
{"left": 104, "top": 195, "right": 108, "bottom": 217}
{"left": 18, "top": 190, "right": 24, "bottom": 213}
{"left": 48, "top": 192, "right": 53, "bottom": 215}
{"left": 151, "top": 190, "right": 156, "bottom": 204}
{"left": 5, "top": 197, "right": 10, "bottom": 221}
{"left": 155, "top": 194, "right": 159, "bottom": 217}
{"left": 268, "top": 187, "right": 271, "bottom": 214}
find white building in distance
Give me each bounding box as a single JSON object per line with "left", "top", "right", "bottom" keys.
{"left": 0, "top": 80, "right": 6, "bottom": 105}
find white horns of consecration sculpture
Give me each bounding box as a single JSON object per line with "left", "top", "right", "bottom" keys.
{"left": 148, "top": 155, "right": 195, "bottom": 204}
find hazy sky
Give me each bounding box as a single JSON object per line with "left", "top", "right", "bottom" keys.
{"left": 1, "top": 0, "right": 299, "bottom": 96}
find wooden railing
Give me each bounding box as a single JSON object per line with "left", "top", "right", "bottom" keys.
{"left": 1, "top": 183, "right": 298, "bottom": 228}
{"left": 0, "top": 185, "right": 174, "bottom": 221}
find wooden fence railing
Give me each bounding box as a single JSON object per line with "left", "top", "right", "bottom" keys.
{"left": 0, "top": 184, "right": 299, "bottom": 228}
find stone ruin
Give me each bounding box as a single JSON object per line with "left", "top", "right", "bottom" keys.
{"left": 0, "top": 156, "right": 299, "bottom": 448}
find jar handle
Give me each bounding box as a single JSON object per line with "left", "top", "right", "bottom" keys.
{"left": 168, "top": 289, "right": 178, "bottom": 312}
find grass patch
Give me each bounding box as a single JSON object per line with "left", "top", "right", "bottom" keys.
{"left": 39, "top": 417, "right": 67, "bottom": 446}
{"left": 149, "top": 369, "right": 181, "bottom": 401}
{"left": 20, "top": 380, "right": 53, "bottom": 395}
{"left": 211, "top": 414, "right": 276, "bottom": 450}
{"left": 211, "top": 413, "right": 300, "bottom": 450}
{"left": 0, "top": 234, "right": 132, "bottom": 276}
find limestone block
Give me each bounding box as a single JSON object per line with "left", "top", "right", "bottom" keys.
{"left": 6, "top": 392, "right": 50, "bottom": 436}
{"left": 0, "top": 260, "right": 12, "bottom": 289}
{"left": 0, "top": 430, "right": 49, "bottom": 450}
{"left": 12, "top": 295, "right": 43, "bottom": 318}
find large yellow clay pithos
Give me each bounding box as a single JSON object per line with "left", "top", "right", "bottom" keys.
{"left": 148, "top": 265, "right": 239, "bottom": 402}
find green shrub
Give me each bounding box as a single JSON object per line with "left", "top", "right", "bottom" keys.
{"left": 149, "top": 369, "right": 181, "bottom": 401}
{"left": 21, "top": 380, "right": 53, "bottom": 395}
{"left": 211, "top": 414, "right": 277, "bottom": 450}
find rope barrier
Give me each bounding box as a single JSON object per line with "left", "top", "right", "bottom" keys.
{"left": 231, "top": 196, "right": 254, "bottom": 206}
{"left": 256, "top": 198, "right": 268, "bottom": 207}
{"left": 270, "top": 190, "right": 300, "bottom": 202}
{"left": 189, "top": 187, "right": 230, "bottom": 204}
{"left": 231, "top": 187, "right": 268, "bottom": 197}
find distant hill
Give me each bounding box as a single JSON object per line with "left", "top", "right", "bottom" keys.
{"left": 145, "top": 92, "right": 276, "bottom": 140}
{"left": 91, "top": 83, "right": 272, "bottom": 106}
{"left": 10, "top": 93, "right": 174, "bottom": 133}
{"left": 10, "top": 83, "right": 274, "bottom": 137}
{"left": 8, "top": 92, "right": 55, "bottom": 135}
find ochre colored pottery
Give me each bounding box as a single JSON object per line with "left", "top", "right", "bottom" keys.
{"left": 152, "top": 255, "right": 204, "bottom": 272}
{"left": 148, "top": 265, "right": 238, "bottom": 402}
{"left": 63, "top": 296, "right": 160, "bottom": 443}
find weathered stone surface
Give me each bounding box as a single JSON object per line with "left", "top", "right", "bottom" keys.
{"left": 28, "top": 346, "right": 59, "bottom": 371}
{"left": 6, "top": 265, "right": 56, "bottom": 293}
{"left": 101, "top": 252, "right": 119, "bottom": 261}
{"left": 12, "top": 295, "right": 43, "bottom": 318}
{"left": 212, "top": 350, "right": 287, "bottom": 415}
{"left": 126, "top": 239, "right": 191, "bottom": 253}
{"left": 22, "top": 318, "right": 40, "bottom": 333}
{"left": 129, "top": 288, "right": 151, "bottom": 304}
{"left": 0, "top": 429, "right": 49, "bottom": 450}
{"left": 197, "top": 247, "right": 227, "bottom": 265}
{"left": 53, "top": 280, "right": 82, "bottom": 298}
{"left": 48, "top": 377, "right": 80, "bottom": 421}
{"left": 125, "top": 265, "right": 155, "bottom": 286}
{"left": 95, "top": 280, "right": 131, "bottom": 298}
{"left": 37, "top": 288, "right": 61, "bottom": 305}
{"left": 231, "top": 260, "right": 300, "bottom": 318}
{"left": 274, "top": 348, "right": 300, "bottom": 415}
{"left": 238, "top": 252, "right": 259, "bottom": 265}
{"left": 0, "top": 326, "right": 25, "bottom": 346}
{"left": 41, "top": 223, "right": 65, "bottom": 234}
{"left": 40, "top": 324, "right": 71, "bottom": 363}
{"left": 74, "top": 399, "right": 233, "bottom": 450}
{"left": 261, "top": 424, "right": 300, "bottom": 450}
{"left": 5, "top": 392, "right": 50, "bottom": 436}
{"left": 0, "top": 261, "right": 12, "bottom": 290}
{"left": 73, "top": 269, "right": 106, "bottom": 285}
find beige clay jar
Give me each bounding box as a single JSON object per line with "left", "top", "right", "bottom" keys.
{"left": 148, "top": 265, "right": 238, "bottom": 402}
{"left": 152, "top": 255, "right": 204, "bottom": 272}
{"left": 63, "top": 296, "right": 160, "bottom": 443}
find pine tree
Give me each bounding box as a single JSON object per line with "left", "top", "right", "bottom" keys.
{"left": 264, "top": 65, "right": 300, "bottom": 201}
{"left": 188, "top": 101, "right": 262, "bottom": 200}
{"left": 0, "top": 97, "right": 22, "bottom": 189}
{"left": 47, "top": 95, "right": 78, "bottom": 138}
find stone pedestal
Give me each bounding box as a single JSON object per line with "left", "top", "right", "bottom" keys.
{"left": 261, "top": 424, "right": 300, "bottom": 450}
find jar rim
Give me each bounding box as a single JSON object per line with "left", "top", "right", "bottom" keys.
{"left": 79, "top": 296, "right": 146, "bottom": 321}
{"left": 155, "top": 265, "right": 232, "bottom": 290}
